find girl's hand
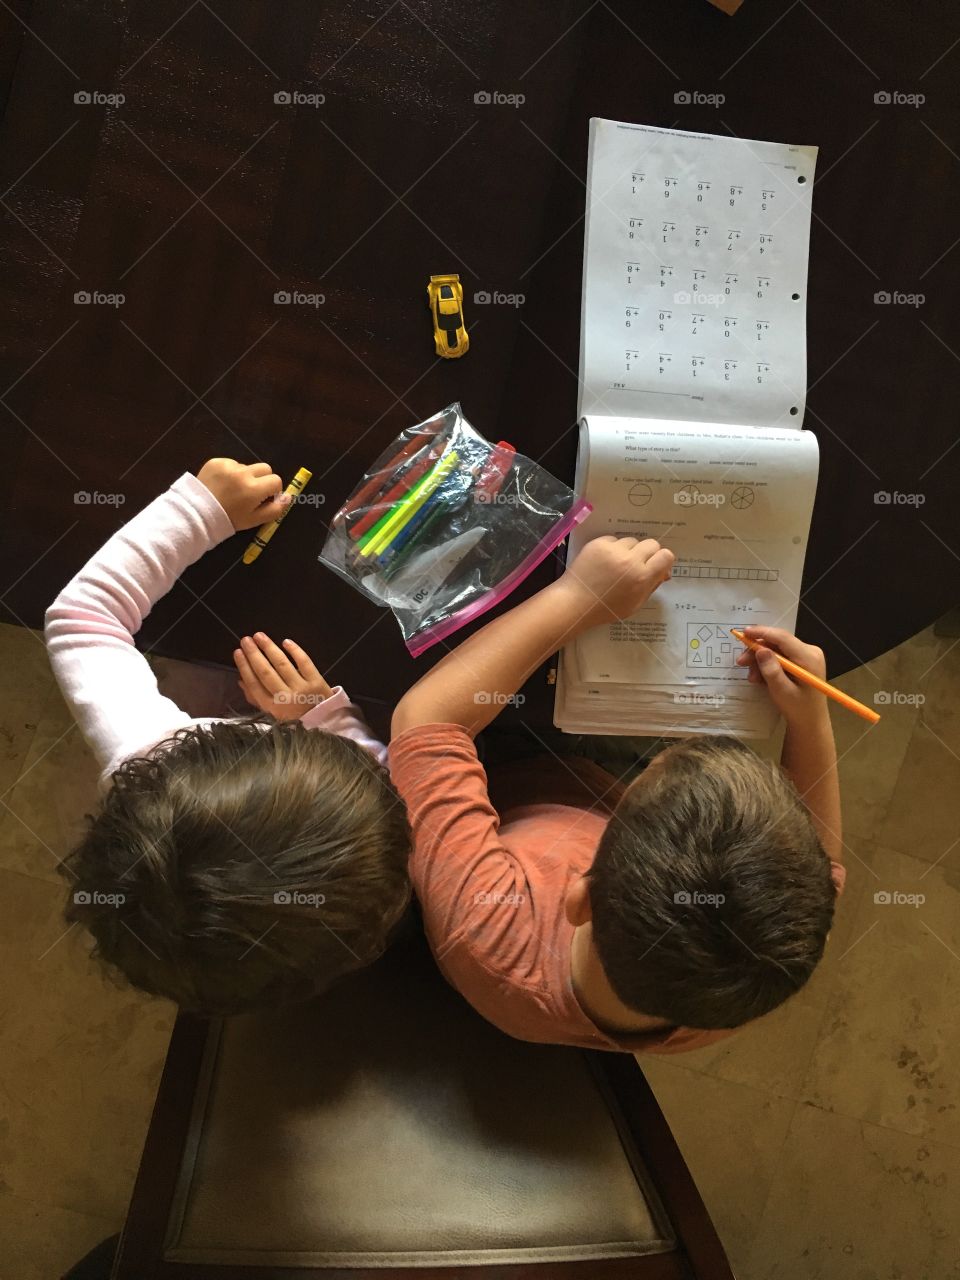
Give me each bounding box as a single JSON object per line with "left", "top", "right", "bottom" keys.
{"left": 197, "top": 459, "right": 289, "bottom": 531}
{"left": 233, "top": 633, "right": 333, "bottom": 720}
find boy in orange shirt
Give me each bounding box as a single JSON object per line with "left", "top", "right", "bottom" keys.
{"left": 389, "top": 535, "right": 844, "bottom": 1054}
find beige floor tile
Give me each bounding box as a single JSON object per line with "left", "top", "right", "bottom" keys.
{"left": 638, "top": 1060, "right": 795, "bottom": 1275}
{"left": 0, "top": 622, "right": 60, "bottom": 797}
{"left": 744, "top": 1103, "right": 960, "bottom": 1280}
{"left": 659, "top": 996, "right": 828, "bottom": 1105}
{"left": 0, "top": 866, "right": 175, "bottom": 1220}
{"left": 0, "top": 683, "right": 100, "bottom": 886}
{"left": 799, "top": 846, "right": 960, "bottom": 1147}
{"left": 829, "top": 624, "right": 944, "bottom": 846}
{"left": 0, "top": 1191, "right": 115, "bottom": 1280}
{"left": 878, "top": 639, "right": 960, "bottom": 865}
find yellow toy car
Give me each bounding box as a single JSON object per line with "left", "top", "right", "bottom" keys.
{"left": 427, "top": 273, "right": 469, "bottom": 358}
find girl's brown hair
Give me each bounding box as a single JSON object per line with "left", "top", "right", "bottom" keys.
{"left": 62, "top": 720, "right": 411, "bottom": 1014}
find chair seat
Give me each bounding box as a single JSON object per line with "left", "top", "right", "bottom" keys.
{"left": 163, "top": 941, "right": 674, "bottom": 1269}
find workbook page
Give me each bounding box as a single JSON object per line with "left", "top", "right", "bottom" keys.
{"left": 579, "top": 119, "right": 817, "bottom": 426}
{"left": 569, "top": 416, "right": 819, "bottom": 687}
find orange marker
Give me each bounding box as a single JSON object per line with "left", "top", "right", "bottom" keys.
{"left": 729, "top": 628, "right": 881, "bottom": 725}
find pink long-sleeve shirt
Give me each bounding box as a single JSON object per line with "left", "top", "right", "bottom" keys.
{"left": 45, "top": 473, "right": 386, "bottom": 787}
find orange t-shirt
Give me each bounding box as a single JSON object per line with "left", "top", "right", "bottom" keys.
{"left": 389, "top": 723, "right": 845, "bottom": 1055}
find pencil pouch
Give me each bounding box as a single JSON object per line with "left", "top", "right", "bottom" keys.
{"left": 320, "top": 402, "right": 592, "bottom": 656}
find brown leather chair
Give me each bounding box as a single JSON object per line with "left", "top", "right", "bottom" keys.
{"left": 113, "top": 933, "right": 733, "bottom": 1279}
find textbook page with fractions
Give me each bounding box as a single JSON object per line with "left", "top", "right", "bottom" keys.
{"left": 579, "top": 119, "right": 818, "bottom": 426}
{"left": 556, "top": 416, "right": 819, "bottom": 737}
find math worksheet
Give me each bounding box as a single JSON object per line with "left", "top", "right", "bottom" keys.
{"left": 557, "top": 416, "right": 819, "bottom": 738}
{"left": 556, "top": 119, "right": 820, "bottom": 737}
{"left": 578, "top": 119, "right": 818, "bottom": 427}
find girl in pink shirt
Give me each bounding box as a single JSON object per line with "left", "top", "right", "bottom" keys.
{"left": 46, "top": 458, "right": 410, "bottom": 1015}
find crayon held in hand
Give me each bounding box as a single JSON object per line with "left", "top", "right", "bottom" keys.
{"left": 243, "top": 467, "right": 312, "bottom": 565}
{"left": 730, "top": 628, "right": 880, "bottom": 724}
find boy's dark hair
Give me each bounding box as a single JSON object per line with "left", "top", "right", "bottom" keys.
{"left": 588, "top": 735, "right": 837, "bottom": 1030}
{"left": 62, "top": 721, "right": 411, "bottom": 1015}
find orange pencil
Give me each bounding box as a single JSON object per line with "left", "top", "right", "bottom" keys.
{"left": 729, "top": 628, "right": 881, "bottom": 725}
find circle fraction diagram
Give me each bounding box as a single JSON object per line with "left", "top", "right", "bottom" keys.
{"left": 675, "top": 484, "right": 701, "bottom": 506}
{"left": 627, "top": 481, "right": 653, "bottom": 507}
{"left": 730, "top": 485, "right": 755, "bottom": 510}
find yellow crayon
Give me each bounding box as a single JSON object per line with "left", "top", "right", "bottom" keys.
{"left": 243, "top": 467, "right": 312, "bottom": 565}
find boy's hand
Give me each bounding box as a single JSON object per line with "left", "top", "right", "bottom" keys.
{"left": 556, "top": 536, "right": 675, "bottom": 629}
{"left": 233, "top": 633, "right": 333, "bottom": 720}
{"left": 736, "top": 626, "right": 827, "bottom": 723}
{"left": 197, "top": 459, "right": 289, "bottom": 531}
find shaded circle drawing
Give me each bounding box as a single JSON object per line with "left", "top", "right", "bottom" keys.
{"left": 628, "top": 482, "right": 653, "bottom": 507}
{"left": 730, "top": 485, "right": 755, "bottom": 510}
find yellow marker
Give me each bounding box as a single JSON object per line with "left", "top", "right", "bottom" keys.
{"left": 243, "top": 467, "right": 312, "bottom": 565}
{"left": 361, "top": 450, "right": 460, "bottom": 558}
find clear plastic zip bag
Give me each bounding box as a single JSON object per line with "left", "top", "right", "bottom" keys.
{"left": 320, "top": 403, "right": 591, "bottom": 656}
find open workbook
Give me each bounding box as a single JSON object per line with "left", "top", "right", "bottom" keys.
{"left": 555, "top": 119, "right": 820, "bottom": 738}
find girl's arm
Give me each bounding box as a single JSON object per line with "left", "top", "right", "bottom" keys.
{"left": 45, "top": 460, "right": 285, "bottom": 776}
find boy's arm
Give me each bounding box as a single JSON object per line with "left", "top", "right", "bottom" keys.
{"left": 736, "top": 626, "right": 843, "bottom": 864}
{"left": 392, "top": 536, "right": 675, "bottom": 738}
{"left": 45, "top": 460, "right": 286, "bottom": 773}
{"left": 781, "top": 706, "right": 842, "bottom": 864}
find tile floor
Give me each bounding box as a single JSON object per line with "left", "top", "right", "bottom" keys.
{"left": 0, "top": 619, "right": 957, "bottom": 1278}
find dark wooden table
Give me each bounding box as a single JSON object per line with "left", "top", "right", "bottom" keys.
{"left": 2, "top": 0, "right": 958, "bottom": 717}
